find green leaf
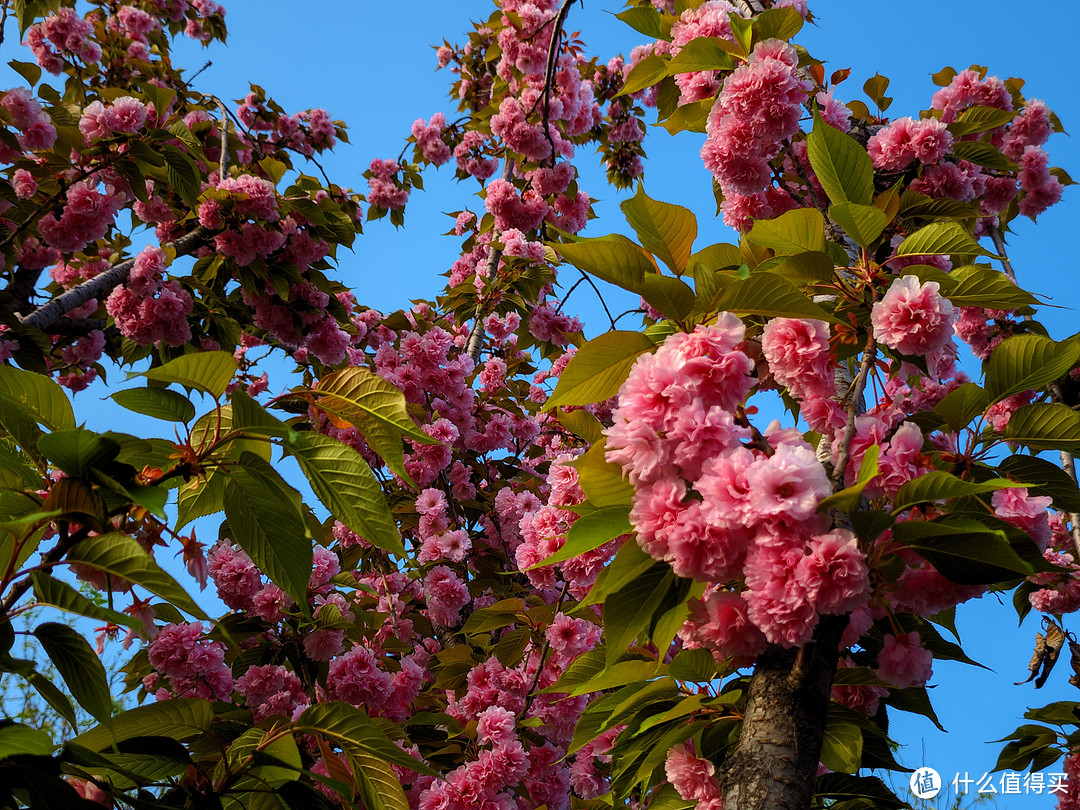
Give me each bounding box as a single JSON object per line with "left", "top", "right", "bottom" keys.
{"left": 985, "top": 334, "right": 1080, "bottom": 404}
{"left": 1005, "top": 403, "right": 1080, "bottom": 453}
{"left": 945, "top": 264, "right": 1041, "bottom": 309}
{"left": 667, "top": 647, "right": 716, "bottom": 682}
{"left": 604, "top": 562, "right": 672, "bottom": 665}
{"left": 656, "top": 100, "right": 711, "bottom": 135}
{"left": 229, "top": 390, "right": 294, "bottom": 439}
{"left": 287, "top": 432, "right": 402, "bottom": 556}
{"left": 820, "top": 710, "right": 864, "bottom": 773}
{"left": 0, "top": 725, "right": 53, "bottom": 760}
{"left": 806, "top": 107, "right": 874, "bottom": 205}
{"left": 892, "top": 471, "right": 1023, "bottom": 513}
{"left": 161, "top": 144, "right": 202, "bottom": 208}
{"left": 28, "top": 673, "right": 77, "bottom": 730}
{"left": 294, "top": 703, "right": 436, "bottom": 776}
{"left": 829, "top": 203, "right": 888, "bottom": 249}
{"left": 223, "top": 452, "right": 313, "bottom": 611}
{"left": 715, "top": 273, "right": 834, "bottom": 321}
{"left": 33, "top": 622, "right": 112, "bottom": 723}
{"left": 665, "top": 37, "right": 733, "bottom": 75}
{"left": 999, "top": 455, "right": 1080, "bottom": 514}
{"left": 554, "top": 410, "right": 604, "bottom": 444}
{"left": 885, "top": 686, "right": 946, "bottom": 732}
{"left": 892, "top": 518, "right": 1033, "bottom": 584}
{"left": 30, "top": 572, "right": 136, "bottom": 627}
{"left": 614, "top": 7, "right": 663, "bottom": 39}
{"left": 687, "top": 242, "right": 741, "bottom": 276}
{"left": 41, "top": 477, "right": 106, "bottom": 531}
{"left": 752, "top": 6, "right": 804, "bottom": 41}
{"left": 312, "top": 366, "right": 435, "bottom": 486}
{"left": 641, "top": 275, "right": 695, "bottom": 320}
{"left": 747, "top": 208, "right": 826, "bottom": 254}
{"left": 176, "top": 470, "right": 225, "bottom": 530}
{"left": 621, "top": 184, "right": 697, "bottom": 274}
{"left": 934, "top": 382, "right": 988, "bottom": 430}
{"left": 619, "top": 55, "right": 670, "bottom": 96}
{"left": 37, "top": 429, "right": 120, "bottom": 477}
{"left": 570, "top": 439, "right": 635, "bottom": 508}
{"left": 9, "top": 61, "right": 41, "bottom": 87}
{"left": 352, "top": 747, "right": 410, "bottom": 810}
{"left": 544, "top": 331, "right": 655, "bottom": 411}
{"left": 137, "top": 351, "right": 238, "bottom": 398}
{"left": 818, "top": 444, "right": 879, "bottom": 513}
{"left": 531, "top": 506, "right": 630, "bottom": 569}
{"left": 894, "top": 221, "right": 994, "bottom": 259}
{"left": 0, "top": 366, "right": 75, "bottom": 430}
{"left": 566, "top": 659, "right": 661, "bottom": 697}
{"left": 65, "top": 532, "right": 208, "bottom": 620}
{"left": 947, "top": 104, "right": 1017, "bottom": 137}
{"left": 577, "top": 540, "right": 655, "bottom": 612}
{"left": 111, "top": 387, "right": 196, "bottom": 423}
{"left": 770, "top": 251, "right": 836, "bottom": 282}
{"left": 551, "top": 236, "right": 653, "bottom": 293}
{"left": 950, "top": 140, "right": 1016, "bottom": 171}
{"left": 74, "top": 699, "right": 213, "bottom": 752}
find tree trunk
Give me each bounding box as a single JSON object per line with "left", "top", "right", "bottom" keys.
{"left": 720, "top": 615, "right": 845, "bottom": 810}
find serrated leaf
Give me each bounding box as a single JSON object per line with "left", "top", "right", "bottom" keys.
{"left": 892, "top": 518, "right": 1033, "bottom": 584}
{"left": 999, "top": 455, "right": 1080, "bottom": 514}
{"left": 30, "top": 572, "right": 136, "bottom": 627}
{"left": 287, "top": 432, "right": 402, "bottom": 556}
{"left": 551, "top": 236, "right": 653, "bottom": 292}
{"left": 352, "top": 747, "right": 410, "bottom": 810}
{"left": 136, "top": 352, "right": 238, "bottom": 398}
{"left": 0, "top": 725, "right": 53, "bottom": 760}
{"left": 667, "top": 647, "right": 715, "bottom": 682}
{"left": 162, "top": 144, "right": 202, "bottom": 208}
{"left": 0, "top": 366, "right": 74, "bottom": 431}
{"left": 945, "top": 264, "right": 1041, "bottom": 309}
{"left": 570, "top": 439, "right": 635, "bottom": 508}
{"left": 715, "top": 272, "right": 834, "bottom": 321}
{"left": 223, "top": 451, "right": 313, "bottom": 611}
{"left": 934, "top": 382, "right": 988, "bottom": 430}
{"left": 752, "top": 6, "right": 804, "bottom": 41}
{"left": 615, "top": 7, "right": 663, "bottom": 39}
{"left": 641, "top": 275, "right": 695, "bottom": 320}
{"left": 621, "top": 184, "right": 697, "bottom": 274}
{"left": 985, "top": 334, "right": 1080, "bottom": 404}
{"left": 1005, "top": 403, "right": 1080, "bottom": 453}
{"left": 620, "top": 55, "right": 670, "bottom": 96}
{"left": 747, "top": 208, "right": 826, "bottom": 254}
{"left": 311, "top": 367, "right": 435, "bottom": 486}
{"left": 74, "top": 699, "right": 212, "bottom": 752}
{"left": 892, "top": 471, "right": 1023, "bottom": 513}
{"left": 544, "top": 331, "right": 654, "bottom": 412}
{"left": 950, "top": 140, "right": 1016, "bottom": 171}
{"left": 530, "top": 506, "right": 630, "bottom": 569}
{"left": 294, "top": 703, "right": 436, "bottom": 776}
{"left": 65, "top": 532, "right": 207, "bottom": 620}
{"left": 554, "top": 410, "right": 604, "bottom": 444}
{"left": 666, "top": 37, "right": 733, "bottom": 75}
{"left": 820, "top": 711, "right": 864, "bottom": 773}
{"left": 894, "top": 221, "right": 994, "bottom": 259}
{"left": 807, "top": 108, "right": 874, "bottom": 205}
{"left": 37, "top": 429, "right": 120, "bottom": 477}
{"left": 111, "top": 387, "right": 196, "bottom": 423}
{"left": 33, "top": 622, "right": 112, "bottom": 723}
{"left": 947, "top": 104, "right": 1017, "bottom": 137}
{"left": 829, "top": 202, "right": 888, "bottom": 248}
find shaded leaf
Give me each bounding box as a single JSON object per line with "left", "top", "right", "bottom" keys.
{"left": 621, "top": 184, "right": 697, "bottom": 274}
{"left": 38, "top": 429, "right": 120, "bottom": 477}
{"left": 715, "top": 273, "right": 833, "bottom": 321}
{"left": 34, "top": 622, "right": 112, "bottom": 723}
{"left": 641, "top": 275, "right": 695, "bottom": 320}
{"left": 111, "top": 387, "right": 196, "bottom": 423}
{"left": 829, "top": 202, "right": 888, "bottom": 249}
{"left": 0, "top": 365, "right": 74, "bottom": 431}
{"left": 1005, "top": 403, "right": 1080, "bottom": 454}
{"left": 551, "top": 236, "right": 653, "bottom": 292}
{"left": 74, "top": 699, "right": 212, "bottom": 751}
{"left": 985, "top": 334, "right": 1080, "bottom": 404}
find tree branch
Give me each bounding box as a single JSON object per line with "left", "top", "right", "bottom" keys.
{"left": 830, "top": 332, "right": 876, "bottom": 490}
{"left": 18, "top": 226, "right": 211, "bottom": 331}
{"left": 467, "top": 161, "right": 515, "bottom": 365}
{"left": 539, "top": 0, "right": 578, "bottom": 167}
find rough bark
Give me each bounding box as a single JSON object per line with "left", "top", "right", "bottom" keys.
{"left": 720, "top": 615, "right": 846, "bottom": 810}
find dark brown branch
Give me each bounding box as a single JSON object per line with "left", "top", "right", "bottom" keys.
{"left": 45, "top": 318, "right": 108, "bottom": 336}
{"left": 989, "top": 225, "right": 1018, "bottom": 284}
{"left": 830, "top": 332, "right": 876, "bottom": 489}
{"left": 539, "top": 0, "right": 578, "bottom": 167}
{"left": 18, "top": 226, "right": 210, "bottom": 331}
{"left": 467, "top": 161, "right": 515, "bottom": 365}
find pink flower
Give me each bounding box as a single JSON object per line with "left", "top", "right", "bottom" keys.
{"left": 665, "top": 744, "right": 722, "bottom": 804}
{"left": 796, "top": 529, "right": 871, "bottom": 615}
{"left": 104, "top": 96, "right": 147, "bottom": 133}
{"left": 876, "top": 631, "right": 933, "bottom": 689}
{"left": 746, "top": 443, "right": 831, "bottom": 522}
{"left": 681, "top": 589, "right": 767, "bottom": 663}
{"left": 871, "top": 275, "right": 955, "bottom": 357}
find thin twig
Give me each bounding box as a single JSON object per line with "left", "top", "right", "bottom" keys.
{"left": 466, "top": 160, "right": 515, "bottom": 365}
{"left": 218, "top": 100, "right": 229, "bottom": 176}
{"left": 539, "top": 0, "right": 578, "bottom": 167}
{"left": 830, "top": 333, "right": 876, "bottom": 490}
{"left": 989, "top": 225, "right": 1018, "bottom": 285}
{"left": 574, "top": 268, "right": 617, "bottom": 330}
{"left": 18, "top": 227, "right": 210, "bottom": 330}
{"left": 0, "top": 2, "right": 9, "bottom": 57}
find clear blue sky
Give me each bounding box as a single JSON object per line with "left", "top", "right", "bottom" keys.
{"left": 15, "top": 2, "right": 1080, "bottom": 806}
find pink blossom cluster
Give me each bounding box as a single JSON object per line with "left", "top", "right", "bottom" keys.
{"left": 930, "top": 69, "right": 1011, "bottom": 123}
{"left": 145, "top": 621, "right": 233, "bottom": 700}
{"left": 871, "top": 276, "right": 956, "bottom": 358}
{"left": 38, "top": 180, "right": 125, "bottom": 254}
{"left": 367, "top": 157, "right": 410, "bottom": 210}
{"left": 0, "top": 88, "right": 57, "bottom": 155}
{"left": 234, "top": 664, "right": 307, "bottom": 722}
{"left": 412, "top": 113, "right": 451, "bottom": 166}
{"left": 105, "top": 245, "right": 193, "bottom": 346}
{"left": 1017, "top": 145, "right": 1064, "bottom": 218}
{"left": 605, "top": 315, "right": 871, "bottom": 649}
{"left": 24, "top": 8, "right": 102, "bottom": 75}
{"left": 875, "top": 630, "right": 933, "bottom": 689}
{"left": 669, "top": 0, "right": 742, "bottom": 105}
{"left": 866, "top": 116, "right": 953, "bottom": 171}
{"left": 78, "top": 96, "right": 148, "bottom": 141}
{"left": 701, "top": 39, "right": 810, "bottom": 231}
{"left": 665, "top": 744, "right": 723, "bottom": 810}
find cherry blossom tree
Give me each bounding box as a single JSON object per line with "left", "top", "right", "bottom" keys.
{"left": 0, "top": 1, "right": 1077, "bottom": 810}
